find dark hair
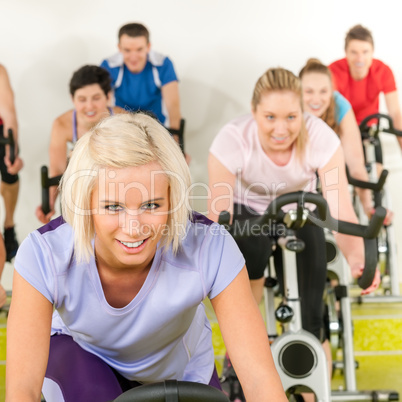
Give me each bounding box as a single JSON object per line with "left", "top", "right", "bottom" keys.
{"left": 69, "top": 65, "right": 112, "bottom": 97}
{"left": 345, "top": 24, "right": 374, "bottom": 49}
{"left": 118, "top": 23, "right": 150, "bottom": 42}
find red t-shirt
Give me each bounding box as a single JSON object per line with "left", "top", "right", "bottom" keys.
{"left": 329, "top": 58, "right": 396, "bottom": 124}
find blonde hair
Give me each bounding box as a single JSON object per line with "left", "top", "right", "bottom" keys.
{"left": 60, "top": 112, "right": 192, "bottom": 263}
{"left": 251, "top": 67, "right": 308, "bottom": 162}
{"left": 299, "top": 58, "right": 339, "bottom": 135}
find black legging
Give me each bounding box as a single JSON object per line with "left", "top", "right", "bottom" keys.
{"left": 232, "top": 203, "right": 327, "bottom": 341}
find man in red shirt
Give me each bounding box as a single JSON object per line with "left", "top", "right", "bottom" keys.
{"left": 329, "top": 25, "right": 402, "bottom": 149}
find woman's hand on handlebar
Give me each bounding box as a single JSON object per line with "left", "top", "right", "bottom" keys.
{"left": 369, "top": 207, "right": 393, "bottom": 226}
{"left": 35, "top": 205, "right": 55, "bottom": 224}
{"left": 351, "top": 263, "right": 381, "bottom": 295}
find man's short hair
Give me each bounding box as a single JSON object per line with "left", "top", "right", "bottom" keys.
{"left": 118, "top": 23, "right": 150, "bottom": 42}
{"left": 69, "top": 65, "right": 111, "bottom": 96}
{"left": 345, "top": 24, "right": 374, "bottom": 49}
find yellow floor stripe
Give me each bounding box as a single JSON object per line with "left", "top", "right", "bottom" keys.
{"left": 0, "top": 329, "right": 6, "bottom": 363}
{"left": 354, "top": 350, "right": 402, "bottom": 356}
{"left": 353, "top": 318, "right": 402, "bottom": 351}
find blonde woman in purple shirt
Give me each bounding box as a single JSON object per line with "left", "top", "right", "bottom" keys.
{"left": 6, "top": 113, "right": 286, "bottom": 402}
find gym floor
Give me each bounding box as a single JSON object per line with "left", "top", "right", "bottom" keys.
{"left": 1, "top": 282, "right": 402, "bottom": 401}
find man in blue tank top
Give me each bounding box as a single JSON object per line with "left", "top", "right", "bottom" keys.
{"left": 101, "top": 23, "right": 181, "bottom": 131}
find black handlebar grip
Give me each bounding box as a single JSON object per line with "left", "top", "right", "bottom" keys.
{"left": 113, "top": 380, "right": 230, "bottom": 402}
{"left": 359, "top": 113, "right": 390, "bottom": 132}
{"left": 334, "top": 206, "right": 386, "bottom": 239}
{"left": 359, "top": 113, "right": 402, "bottom": 137}
{"left": 346, "top": 167, "right": 388, "bottom": 192}
{"left": 41, "top": 165, "right": 50, "bottom": 215}
{"left": 362, "top": 206, "right": 387, "bottom": 239}
{"left": 167, "top": 119, "right": 185, "bottom": 153}
{"left": 357, "top": 237, "right": 378, "bottom": 290}
{"left": 7, "top": 129, "right": 15, "bottom": 165}
{"left": 178, "top": 118, "right": 185, "bottom": 153}
{"left": 218, "top": 210, "right": 231, "bottom": 227}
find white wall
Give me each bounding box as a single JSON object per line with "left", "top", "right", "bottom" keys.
{"left": 1, "top": 0, "right": 402, "bottom": 289}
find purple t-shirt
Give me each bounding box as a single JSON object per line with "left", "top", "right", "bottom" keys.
{"left": 14, "top": 213, "right": 245, "bottom": 384}
{"left": 209, "top": 113, "right": 340, "bottom": 214}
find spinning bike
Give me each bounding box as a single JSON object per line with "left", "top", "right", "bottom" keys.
{"left": 323, "top": 229, "right": 399, "bottom": 401}
{"left": 220, "top": 191, "right": 388, "bottom": 401}
{"left": 353, "top": 113, "right": 402, "bottom": 298}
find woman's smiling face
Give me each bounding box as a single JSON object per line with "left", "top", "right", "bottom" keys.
{"left": 301, "top": 72, "right": 332, "bottom": 118}
{"left": 91, "top": 161, "right": 169, "bottom": 273}
{"left": 252, "top": 90, "right": 302, "bottom": 155}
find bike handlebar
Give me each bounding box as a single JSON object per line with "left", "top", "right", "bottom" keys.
{"left": 113, "top": 380, "right": 229, "bottom": 402}
{"left": 168, "top": 118, "right": 185, "bottom": 153}
{"left": 359, "top": 113, "right": 402, "bottom": 138}
{"left": 218, "top": 191, "right": 386, "bottom": 290}
{"left": 41, "top": 165, "right": 62, "bottom": 215}
{"left": 0, "top": 128, "right": 16, "bottom": 165}
{"left": 346, "top": 166, "right": 388, "bottom": 192}
{"left": 224, "top": 191, "right": 385, "bottom": 239}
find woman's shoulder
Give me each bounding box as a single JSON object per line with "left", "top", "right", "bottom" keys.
{"left": 333, "top": 91, "right": 351, "bottom": 122}
{"left": 15, "top": 218, "right": 77, "bottom": 304}
{"left": 112, "top": 106, "right": 126, "bottom": 115}
{"left": 304, "top": 112, "right": 340, "bottom": 142}
{"left": 303, "top": 112, "right": 340, "bottom": 160}
{"left": 182, "top": 212, "right": 226, "bottom": 249}
{"left": 224, "top": 113, "right": 255, "bottom": 130}
{"left": 304, "top": 112, "right": 327, "bottom": 130}
{"left": 52, "top": 110, "right": 74, "bottom": 134}
{"left": 165, "top": 212, "right": 230, "bottom": 265}
{"left": 32, "top": 217, "right": 74, "bottom": 250}
{"left": 213, "top": 113, "right": 256, "bottom": 147}
{"left": 333, "top": 90, "right": 348, "bottom": 103}
{"left": 15, "top": 217, "right": 75, "bottom": 275}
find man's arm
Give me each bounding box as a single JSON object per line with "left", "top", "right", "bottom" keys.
{"left": 0, "top": 65, "right": 23, "bottom": 174}
{"left": 384, "top": 90, "right": 402, "bottom": 149}
{"left": 161, "top": 81, "right": 181, "bottom": 129}
{"left": 0, "top": 65, "right": 18, "bottom": 140}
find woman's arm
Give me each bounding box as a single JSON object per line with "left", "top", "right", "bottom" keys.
{"left": 6, "top": 271, "right": 53, "bottom": 401}
{"left": 207, "top": 153, "right": 236, "bottom": 222}
{"left": 211, "top": 266, "right": 287, "bottom": 401}
{"left": 338, "top": 109, "right": 373, "bottom": 216}
{"left": 318, "top": 145, "right": 380, "bottom": 294}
